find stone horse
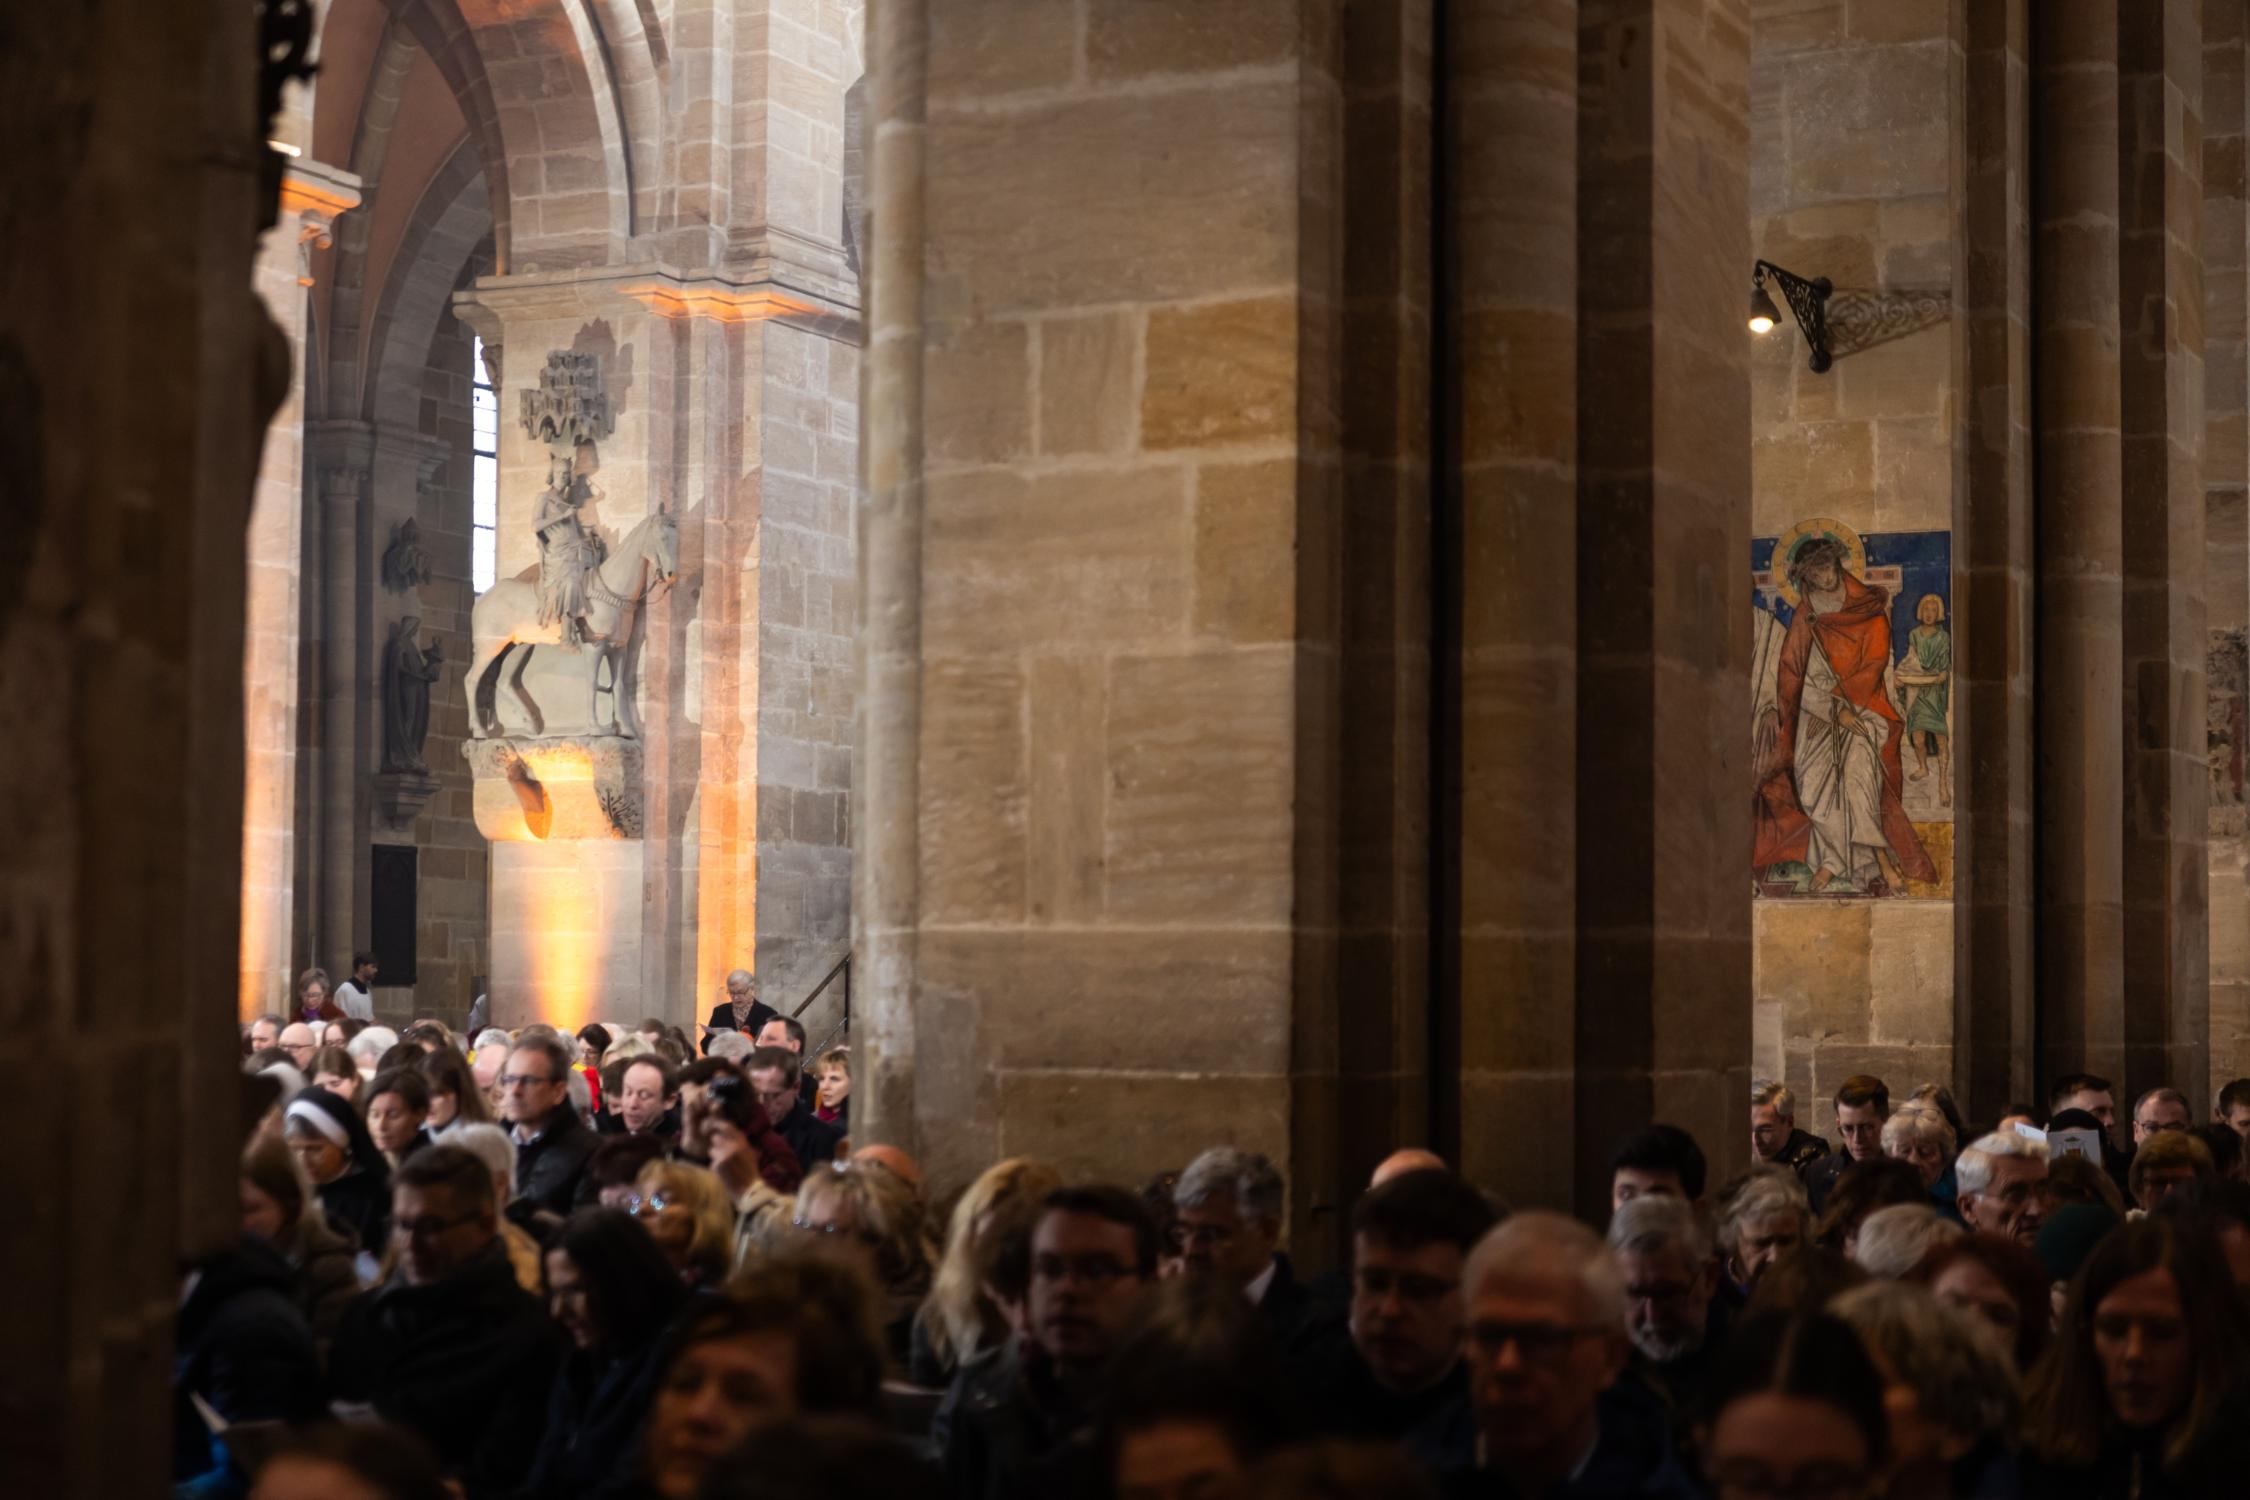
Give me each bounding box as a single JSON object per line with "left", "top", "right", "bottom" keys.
{"left": 465, "top": 509, "right": 680, "bottom": 740}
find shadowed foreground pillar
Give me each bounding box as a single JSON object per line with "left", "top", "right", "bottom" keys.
{"left": 1570, "top": 0, "right": 1755, "bottom": 1215}
{"left": 0, "top": 0, "right": 273, "bottom": 1491}
{"left": 2033, "top": 0, "right": 2129, "bottom": 1084}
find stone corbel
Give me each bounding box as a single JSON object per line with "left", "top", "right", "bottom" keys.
{"left": 375, "top": 768, "right": 443, "bottom": 829}
{"left": 278, "top": 158, "right": 362, "bottom": 289}
{"left": 463, "top": 736, "right": 644, "bottom": 843}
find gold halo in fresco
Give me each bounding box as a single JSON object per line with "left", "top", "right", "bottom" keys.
{"left": 1768, "top": 516, "right": 1868, "bottom": 607}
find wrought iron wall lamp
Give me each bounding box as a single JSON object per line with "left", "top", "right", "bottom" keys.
{"left": 1749, "top": 260, "right": 1833, "bottom": 373}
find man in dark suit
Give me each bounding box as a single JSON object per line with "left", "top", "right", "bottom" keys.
{"left": 748, "top": 1045, "right": 844, "bottom": 1168}
{"left": 701, "top": 967, "right": 778, "bottom": 1055}
{"left": 1174, "top": 1145, "right": 1318, "bottom": 1351}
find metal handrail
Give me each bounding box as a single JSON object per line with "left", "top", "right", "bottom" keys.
{"left": 792, "top": 952, "right": 851, "bottom": 1054}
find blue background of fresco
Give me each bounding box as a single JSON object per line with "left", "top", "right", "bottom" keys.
{"left": 1751, "top": 528, "right": 1952, "bottom": 665}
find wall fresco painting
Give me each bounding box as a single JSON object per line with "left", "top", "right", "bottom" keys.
{"left": 1752, "top": 520, "right": 1952, "bottom": 900}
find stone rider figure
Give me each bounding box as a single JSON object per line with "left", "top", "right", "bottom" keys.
{"left": 534, "top": 450, "right": 601, "bottom": 649}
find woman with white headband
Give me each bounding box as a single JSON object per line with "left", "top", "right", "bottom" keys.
{"left": 282, "top": 1086, "right": 392, "bottom": 1255}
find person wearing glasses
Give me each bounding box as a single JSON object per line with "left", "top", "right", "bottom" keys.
{"left": 327, "top": 1146, "right": 566, "bottom": 1498}
{"left": 791, "top": 1159, "right": 934, "bottom": 1365}
{"left": 1954, "top": 1132, "right": 2051, "bottom": 1248}
{"left": 1414, "top": 1210, "right": 1696, "bottom": 1498}
{"left": 1605, "top": 1194, "right": 1724, "bottom": 1439}
{"left": 1299, "top": 1168, "right": 1499, "bottom": 1441}
{"left": 500, "top": 1033, "right": 600, "bottom": 1222}
{"left": 748, "top": 1045, "right": 843, "bottom": 1169}
{"left": 939, "top": 1185, "right": 1158, "bottom": 1500}
{"left": 1173, "top": 1147, "right": 1316, "bottom": 1352}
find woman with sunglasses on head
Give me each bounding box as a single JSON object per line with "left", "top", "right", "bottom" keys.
{"left": 792, "top": 1159, "right": 934, "bottom": 1366}
{"left": 627, "top": 1158, "right": 737, "bottom": 1290}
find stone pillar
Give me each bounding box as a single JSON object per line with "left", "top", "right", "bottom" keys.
{"left": 1572, "top": 0, "right": 1753, "bottom": 1212}
{"left": 0, "top": 0, "right": 275, "bottom": 1487}
{"left": 2209, "top": 0, "right": 2250, "bottom": 1088}
{"left": 1442, "top": 0, "right": 1580, "bottom": 1207}
{"left": 2032, "top": 0, "right": 2128, "bottom": 1083}
{"left": 857, "top": 0, "right": 1425, "bottom": 1226}
{"left": 2117, "top": 0, "right": 2208, "bottom": 1107}
{"left": 311, "top": 431, "right": 375, "bottom": 974}
{"left": 241, "top": 160, "right": 359, "bottom": 1018}
{"left": 1959, "top": 0, "right": 2036, "bottom": 1118}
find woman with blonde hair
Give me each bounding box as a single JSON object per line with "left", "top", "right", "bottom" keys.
{"left": 629, "top": 1158, "right": 737, "bottom": 1290}
{"left": 793, "top": 1159, "right": 934, "bottom": 1365}
{"left": 910, "top": 1156, "right": 1062, "bottom": 1385}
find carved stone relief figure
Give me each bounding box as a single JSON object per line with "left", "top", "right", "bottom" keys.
{"left": 382, "top": 615, "right": 444, "bottom": 773}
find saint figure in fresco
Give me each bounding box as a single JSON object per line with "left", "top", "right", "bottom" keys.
{"left": 1752, "top": 537, "right": 1936, "bottom": 894}
{"left": 1896, "top": 592, "right": 1952, "bottom": 808}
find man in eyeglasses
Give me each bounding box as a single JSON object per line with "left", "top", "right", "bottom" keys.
{"left": 1606, "top": 1194, "right": 1724, "bottom": 1440}
{"left": 1174, "top": 1146, "right": 1319, "bottom": 1351}
{"left": 1414, "top": 1211, "right": 1696, "bottom": 1498}
{"left": 940, "top": 1185, "right": 1157, "bottom": 1500}
{"left": 498, "top": 1033, "right": 599, "bottom": 1220}
{"left": 328, "top": 1146, "right": 564, "bottom": 1496}
{"left": 1302, "top": 1168, "right": 1499, "bottom": 1440}
{"left": 748, "top": 1044, "right": 843, "bottom": 1169}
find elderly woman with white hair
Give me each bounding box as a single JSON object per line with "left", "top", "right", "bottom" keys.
{"left": 1831, "top": 1279, "right": 2023, "bottom": 1498}
{"left": 439, "top": 1121, "right": 546, "bottom": 1294}
{"left": 1850, "top": 1202, "right": 1962, "bottom": 1280}
{"left": 345, "top": 1024, "right": 400, "bottom": 1078}
{"left": 1881, "top": 1101, "right": 1959, "bottom": 1221}
{"left": 1715, "top": 1166, "right": 1811, "bottom": 1292}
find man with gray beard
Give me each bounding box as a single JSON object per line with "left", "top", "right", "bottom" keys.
{"left": 1605, "top": 1194, "right": 1725, "bottom": 1441}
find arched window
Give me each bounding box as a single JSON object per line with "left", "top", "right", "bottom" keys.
{"left": 471, "top": 336, "right": 498, "bottom": 594}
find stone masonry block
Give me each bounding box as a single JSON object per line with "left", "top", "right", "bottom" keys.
{"left": 1142, "top": 296, "right": 1296, "bottom": 451}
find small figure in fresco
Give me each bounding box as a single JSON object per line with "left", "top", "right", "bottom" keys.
{"left": 1896, "top": 592, "right": 1952, "bottom": 808}
{"left": 1752, "top": 537, "right": 1938, "bottom": 895}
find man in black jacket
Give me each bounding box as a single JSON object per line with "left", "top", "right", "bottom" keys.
{"left": 329, "top": 1147, "right": 565, "bottom": 1499}
{"left": 172, "top": 1237, "right": 323, "bottom": 1489}
{"left": 499, "top": 1033, "right": 598, "bottom": 1217}
{"left": 1175, "top": 1146, "right": 1319, "bottom": 1351}
{"left": 1300, "top": 1167, "right": 1500, "bottom": 1439}
{"left": 749, "top": 1044, "right": 844, "bottom": 1168}
{"left": 939, "top": 1186, "right": 1157, "bottom": 1500}
{"left": 1800, "top": 1073, "right": 1891, "bottom": 1214}
{"left": 1750, "top": 1079, "right": 1830, "bottom": 1173}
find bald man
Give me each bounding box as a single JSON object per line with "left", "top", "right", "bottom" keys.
{"left": 277, "top": 1022, "right": 319, "bottom": 1072}
{"left": 851, "top": 1144, "right": 923, "bottom": 1195}
{"left": 1372, "top": 1149, "right": 1448, "bottom": 1188}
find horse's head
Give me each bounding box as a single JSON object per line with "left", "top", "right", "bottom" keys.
{"left": 647, "top": 508, "right": 680, "bottom": 593}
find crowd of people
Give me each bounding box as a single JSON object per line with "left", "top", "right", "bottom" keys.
{"left": 199, "top": 976, "right": 2250, "bottom": 1499}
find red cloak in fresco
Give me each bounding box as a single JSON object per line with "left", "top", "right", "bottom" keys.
{"left": 1751, "top": 570, "right": 1936, "bottom": 885}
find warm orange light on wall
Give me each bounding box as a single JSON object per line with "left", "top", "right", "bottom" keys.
{"left": 619, "top": 281, "right": 824, "bottom": 324}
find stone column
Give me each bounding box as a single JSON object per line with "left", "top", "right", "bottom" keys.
{"left": 0, "top": 0, "right": 275, "bottom": 1487}
{"left": 310, "top": 429, "right": 375, "bottom": 974}
{"left": 2118, "top": 0, "right": 2208, "bottom": 1107}
{"left": 2032, "top": 0, "right": 2128, "bottom": 1083}
{"left": 2209, "top": 0, "right": 2250, "bottom": 1087}
{"left": 241, "top": 160, "right": 359, "bottom": 1017}
{"left": 1572, "top": 0, "right": 1753, "bottom": 1212}
{"left": 856, "top": 0, "right": 1426, "bottom": 1226}
{"left": 1442, "top": 0, "right": 1580, "bottom": 1207}
{"left": 1959, "top": 0, "right": 2036, "bottom": 1117}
